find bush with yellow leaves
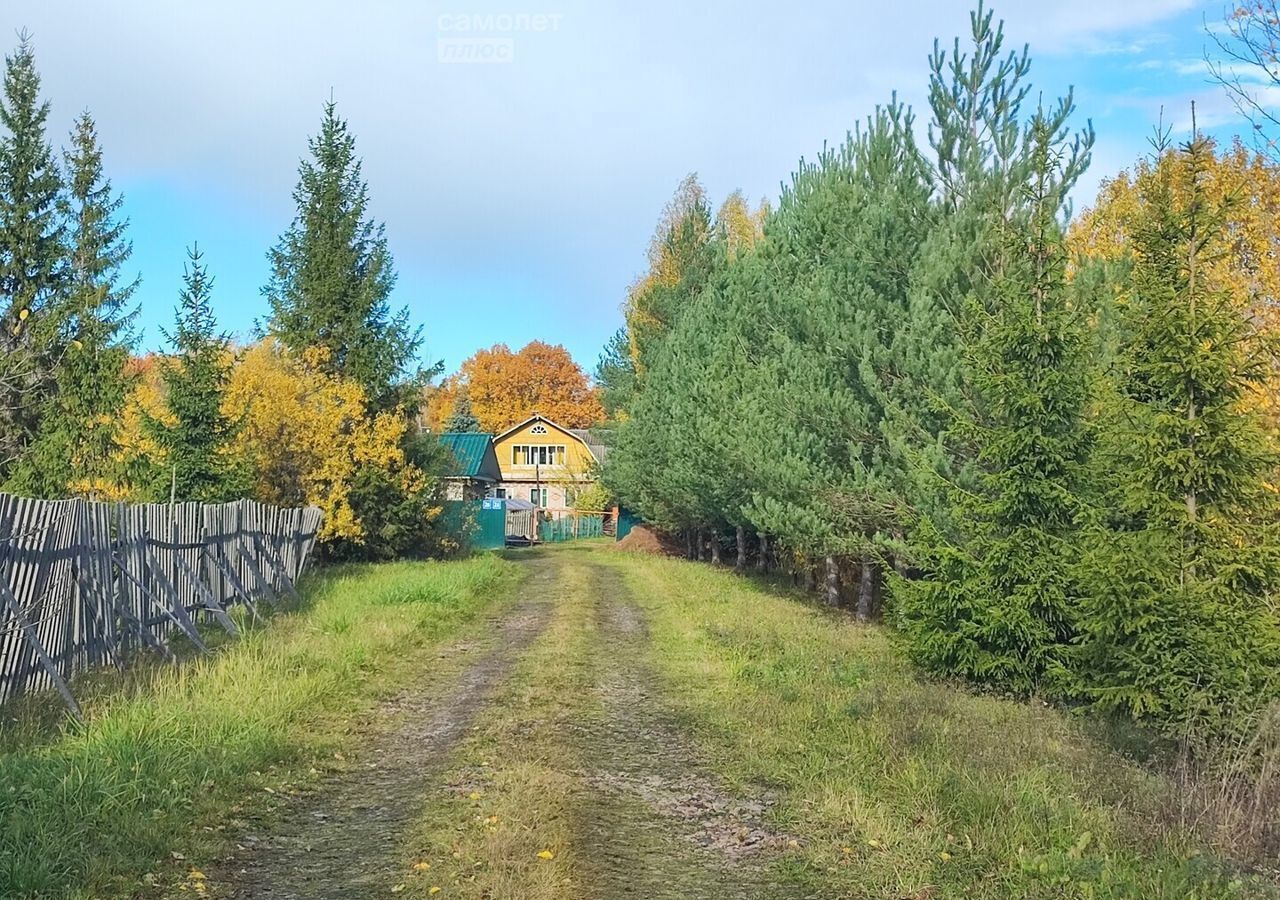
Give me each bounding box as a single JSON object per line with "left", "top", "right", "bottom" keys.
{"left": 224, "top": 340, "right": 443, "bottom": 559}
{"left": 112, "top": 340, "right": 446, "bottom": 560}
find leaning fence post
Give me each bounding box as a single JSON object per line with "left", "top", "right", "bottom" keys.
{"left": 0, "top": 579, "right": 82, "bottom": 722}
{"left": 114, "top": 543, "right": 209, "bottom": 654}
{"left": 253, "top": 532, "right": 301, "bottom": 603}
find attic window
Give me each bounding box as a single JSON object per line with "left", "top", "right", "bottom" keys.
{"left": 530, "top": 424, "right": 548, "bottom": 434}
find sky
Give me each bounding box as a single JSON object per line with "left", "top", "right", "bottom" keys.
{"left": 1, "top": 0, "right": 1264, "bottom": 376}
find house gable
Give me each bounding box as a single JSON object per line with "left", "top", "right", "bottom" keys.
{"left": 493, "top": 415, "right": 599, "bottom": 483}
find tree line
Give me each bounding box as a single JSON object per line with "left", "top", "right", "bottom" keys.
{"left": 600, "top": 5, "right": 1280, "bottom": 740}
{"left": 0, "top": 33, "right": 439, "bottom": 560}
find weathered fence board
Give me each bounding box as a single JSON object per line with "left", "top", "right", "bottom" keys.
{"left": 0, "top": 494, "right": 322, "bottom": 714}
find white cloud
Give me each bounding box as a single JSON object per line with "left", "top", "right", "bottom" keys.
{"left": 1007, "top": 0, "right": 1197, "bottom": 52}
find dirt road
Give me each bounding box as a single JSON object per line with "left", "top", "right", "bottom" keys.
{"left": 207, "top": 549, "right": 815, "bottom": 900}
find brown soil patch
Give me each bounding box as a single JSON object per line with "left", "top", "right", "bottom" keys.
{"left": 612, "top": 523, "right": 683, "bottom": 556}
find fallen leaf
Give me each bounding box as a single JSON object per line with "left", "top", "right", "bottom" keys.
{"left": 391, "top": 885, "right": 406, "bottom": 894}
{"left": 537, "top": 849, "right": 555, "bottom": 860}
{"left": 429, "top": 888, "right": 442, "bottom": 896}
{"left": 413, "top": 861, "right": 431, "bottom": 871}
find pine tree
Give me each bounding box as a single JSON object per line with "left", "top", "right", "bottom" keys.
{"left": 443, "top": 389, "right": 481, "bottom": 432}
{"left": 0, "top": 33, "right": 65, "bottom": 481}
{"left": 7, "top": 112, "right": 136, "bottom": 498}
{"left": 595, "top": 327, "right": 635, "bottom": 418}
{"left": 893, "top": 107, "right": 1093, "bottom": 692}
{"left": 885, "top": 3, "right": 1051, "bottom": 541}
{"left": 1073, "top": 127, "right": 1280, "bottom": 733}
{"left": 265, "top": 100, "right": 421, "bottom": 410}
{"left": 146, "top": 245, "right": 246, "bottom": 502}
{"left": 735, "top": 102, "right": 932, "bottom": 612}
{"left": 607, "top": 193, "right": 766, "bottom": 561}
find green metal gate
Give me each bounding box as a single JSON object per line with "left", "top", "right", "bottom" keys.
{"left": 440, "top": 499, "right": 507, "bottom": 551}
{"left": 537, "top": 512, "right": 604, "bottom": 543}
{"left": 476, "top": 499, "right": 507, "bottom": 550}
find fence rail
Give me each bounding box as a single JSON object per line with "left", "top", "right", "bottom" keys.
{"left": 0, "top": 493, "right": 322, "bottom": 716}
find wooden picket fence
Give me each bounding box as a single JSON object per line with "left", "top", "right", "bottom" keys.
{"left": 0, "top": 493, "right": 322, "bottom": 717}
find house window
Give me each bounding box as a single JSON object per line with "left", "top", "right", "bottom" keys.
{"left": 493, "top": 487, "right": 507, "bottom": 499}
{"left": 509, "top": 444, "right": 567, "bottom": 467}
{"left": 532, "top": 487, "right": 547, "bottom": 507}
{"left": 530, "top": 424, "right": 548, "bottom": 435}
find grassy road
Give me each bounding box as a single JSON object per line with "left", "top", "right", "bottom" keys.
{"left": 1, "top": 544, "right": 1272, "bottom": 899}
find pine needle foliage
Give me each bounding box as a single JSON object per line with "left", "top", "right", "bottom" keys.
{"left": 1072, "top": 126, "right": 1280, "bottom": 733}
{"left": 7, "top": 112, "right": 136, "bottom": 498}
{"left": 144, "top": 246, "right": 248, "bottom": 503}
{"left": 893, "top": 108, "right": 1093, "bottom": 692}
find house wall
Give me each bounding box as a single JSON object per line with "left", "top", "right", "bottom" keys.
{"left": 498, "top": 480, "right": 582, "bottom": 510}
{"left": 490, "top": 418, "right": 600, "bottom": 511}
{"left": 494, "top": 419, "right": 598, "bottom": 485}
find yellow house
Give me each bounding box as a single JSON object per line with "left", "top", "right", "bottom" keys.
{"left": 492, "top": 414, "right": 606, "bottom": 509}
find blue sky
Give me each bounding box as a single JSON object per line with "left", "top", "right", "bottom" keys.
{"left": 2, "top": 0, "right": 1261, "bottom": 376}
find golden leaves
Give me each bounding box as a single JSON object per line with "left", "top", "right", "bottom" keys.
{"left": 225, "top": 339, "right": 419, "bottom": 545}
{"left": 425, "top": 342, "right": 604, "bottom": 433}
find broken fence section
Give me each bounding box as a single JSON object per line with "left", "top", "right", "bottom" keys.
{"left": 0, "top": 494, "right": 322, "bottom": 717}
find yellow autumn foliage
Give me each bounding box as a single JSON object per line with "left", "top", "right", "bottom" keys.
{"left": 1069, "top": 139, "right": 1280, "bottom": 430}
{"left": 107, "top": 340, "right": 429, "bottom": 549}
{"left": 224, "top": 340, "right": 424, "bottom": 545}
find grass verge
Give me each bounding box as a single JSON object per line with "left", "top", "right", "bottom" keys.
{"left": 0, "top": 554, "right": 519, "bottom": 900}
{"left": 600, "top": 549, "right": 1274, "bottom": 899}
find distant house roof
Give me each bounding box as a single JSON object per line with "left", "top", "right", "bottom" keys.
{"left": 439, "top": 432, "right": 501, "bottom": 482}
{"left": 569, "top": 428, "right": 611, "bottom": 465}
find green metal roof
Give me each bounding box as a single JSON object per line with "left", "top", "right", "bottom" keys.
{"left": 439, "top": 432, "right": 498, "bottom": 480}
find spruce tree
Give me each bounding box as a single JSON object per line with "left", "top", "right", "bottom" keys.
{"left": 0, "top": 33, "right": 64, "bottom": 481}
{"left": 8, "top": 112, "right": 136, "bottom": 498}
{"left": 265, "top": 100, "right": 421, "bottom": 409}
{"left": 146, "top": 245, "right": 246, "bottom": 502}
{"left": 1073, "top": 128, "right": 1280, "bottom": 733}
{"left": 443, "top": 389, "right": 481, "bottom": 432}
{"left": 893, "top": 108, "right": 1093, "bottom": 692}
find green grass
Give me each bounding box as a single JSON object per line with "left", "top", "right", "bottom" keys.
{"left": 598, "top": 549, "right": 1273, "bottom": 899}
{"left": 0, "top": 554, "right": 519, "bottom": 900}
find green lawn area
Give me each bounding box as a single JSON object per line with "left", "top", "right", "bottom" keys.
{"left": 600, "top": 549, "right": 1271, "bottom": 899}
{"left": 0, "top": 555, "right": 519, "bottom": 900}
